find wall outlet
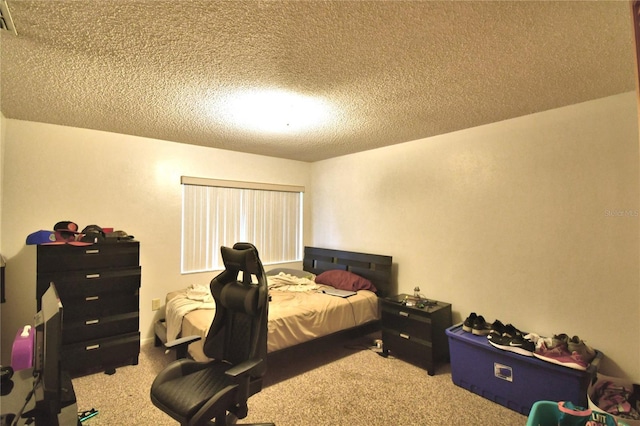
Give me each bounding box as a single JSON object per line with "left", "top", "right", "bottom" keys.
{"left": 151, "top": 298, "right": 161, "bottom": 311}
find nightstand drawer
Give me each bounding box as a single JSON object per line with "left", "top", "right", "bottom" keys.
{"left": 382, "top": 331, "right": 433, "bottom": 366}
{"left": 381, "top": 309, "right": 432, "bottom": 341}
{"left": 382, "top": 325, "right": 432, "bottom": 348}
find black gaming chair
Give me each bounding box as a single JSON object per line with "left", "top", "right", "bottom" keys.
{"left": 150, "top": 243, "right": 273, "bottom": 426}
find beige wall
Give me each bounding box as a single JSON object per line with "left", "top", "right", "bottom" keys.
{"left": 0, "top": 121, "right": 311, "bottom": 365}
{"left": 310, "top": 92, "right": 640, "bottom": 381}
{"left": 0, "top": 113, "right": 5, "bottom": 315}
{"left": 1, "top": 93, "right": 639, "bottom": 381}
{"left": 1, "top": 112, "right": 5, "bottom": 254}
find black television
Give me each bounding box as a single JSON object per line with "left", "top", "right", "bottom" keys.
{"left": 33, "top": 282, "right": 63, "bottom": 421}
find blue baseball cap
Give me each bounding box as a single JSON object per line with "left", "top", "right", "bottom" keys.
{"left": 26, "top": 230, "right": 57, "bottom": 245}
{"left": 26, "top": 227, "right": 93, "bottom": 246}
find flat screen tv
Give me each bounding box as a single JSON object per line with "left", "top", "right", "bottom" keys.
{"left": 33, "top": 282, "right": 63, "bottom": 420}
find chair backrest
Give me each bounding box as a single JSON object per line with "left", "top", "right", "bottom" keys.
{"left": 202, "top": 243, "right": 268, "bottom": 378}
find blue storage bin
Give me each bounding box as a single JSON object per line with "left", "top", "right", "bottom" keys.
{"left": 446, "top": 324, "right": 602, "bottom": 415}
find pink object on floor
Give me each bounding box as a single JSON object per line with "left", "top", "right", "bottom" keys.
{"left": 11, "top": 325, "right": 34, "bottom": 371}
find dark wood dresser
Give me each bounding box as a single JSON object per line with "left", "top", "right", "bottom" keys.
{"left": 381, "top": 294, "right": 452, "bottom": 375}
{"left": 36, "top": 241, "right": 141, "bottom": 375}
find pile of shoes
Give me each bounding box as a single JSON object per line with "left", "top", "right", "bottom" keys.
{"left": 487, "top": 320, "right": 536, "bottom": 357}
{"left": 462, "top": 312, "right": 597, "bottom": 371}
{"left": 533, "top": 333, "right": 597, "bottom": 371}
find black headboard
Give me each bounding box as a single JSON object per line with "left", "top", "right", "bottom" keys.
{"left": 302, "top": 246, "right": 394, "bottom": 298}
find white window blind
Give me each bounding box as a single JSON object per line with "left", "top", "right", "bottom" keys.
{"left": 181, "top": 177, "right": 304, "bottom": 273}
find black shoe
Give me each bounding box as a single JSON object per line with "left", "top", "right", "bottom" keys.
{"left": 462, "top": 312, "right": 477, "bottom": 333}
{"left": 489, "top": 319, "right": 506, "bottom": 336}
{"left": 472, "top": 315, "right": 492, "bottom": 336}
{"left": 488, "top": 332, "right": 535, "bottom": 356}
{"left": 487, "top": 322, "right": 521, "bottom": 342}
{"left": 502, "top": 323, "right": 522, "bottom": 339}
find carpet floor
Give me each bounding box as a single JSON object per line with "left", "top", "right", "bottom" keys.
{"left": 72, "top": 334, "right": 527, "bottom": 425}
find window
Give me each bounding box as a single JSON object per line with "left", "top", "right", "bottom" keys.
{"left": 181, "top": 176, "right": 304, "bottom": 273}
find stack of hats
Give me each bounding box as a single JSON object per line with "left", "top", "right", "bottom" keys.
{"left": 26, "top": 221, "right": 134, "bottom": 246}
{"left": 26, "top": 221, "right": 89, "bottom": 246}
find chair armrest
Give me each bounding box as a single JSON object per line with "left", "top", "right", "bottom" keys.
{"left": 224, "top": 358, "right": 264, "bottom": 420}
{"left": 164, "top": 335, "right": 201, "bottom": 359}
{"left": 225, "top": 358, "right": 263, "bottom": 379}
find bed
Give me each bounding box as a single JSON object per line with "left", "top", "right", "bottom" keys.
{"left": 154, "top": 246, "right": 393, "bottom": 361}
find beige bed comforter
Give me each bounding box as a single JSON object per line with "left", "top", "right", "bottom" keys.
{"left": 165, "top": 279, "right": 379, "bottom": 362}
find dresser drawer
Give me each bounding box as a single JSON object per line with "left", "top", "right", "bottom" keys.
{"left": 62, "top": 292, "right": 139, "bottom": 321}
{"left": 381, "top": 307, "right": 432, "bottom": 342}
{"left": 62, "top": 332, "right": 140, "bottom": 373}
{"left": 37, "top": 266, "right": 140, "bottom": 302}
{"left": 37, "top": 242, "right": 139, "bottom": 273}
{"left": 63, "top": 312, "right": 139, "bottom": 344}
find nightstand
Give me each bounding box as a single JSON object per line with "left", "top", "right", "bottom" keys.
{"left": 381, "top": 294, "right": 452, "bottom": 375}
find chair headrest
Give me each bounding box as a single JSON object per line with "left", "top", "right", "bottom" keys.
{"left": 213, "top": 242, "right": 266, "bottom": 315}
{"left": 221, "top": 244, "right": 261, "bottom": 276}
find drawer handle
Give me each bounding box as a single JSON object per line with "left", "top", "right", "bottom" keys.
{"left": 85, "top": 249, "right": 100, "bottom": 254}
{"left": 85, "top": 296, "right": 99, "bottom": 301}
{"left": 400, "top": 333, "right": 410, "bottom": 339}
{"left": 86, "top": 273, "right": 101, "bottom": 279}
{"left": 86, "top": 344, "right": 100, "bottom": 351}
{"left": 85, "top": 319, "right": 99, "bottom": 325}
{"left": 399, "top": 311, "right": 409, "bottom": 317}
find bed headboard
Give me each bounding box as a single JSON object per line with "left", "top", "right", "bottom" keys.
{"left": 302, "top": 246, "right": 394, "bottom": 298}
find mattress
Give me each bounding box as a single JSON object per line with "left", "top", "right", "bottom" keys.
{"left": 165, "top": 285, "right": 379, "bottom": 362}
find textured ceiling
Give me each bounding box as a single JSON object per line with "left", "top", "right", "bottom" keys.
{"left": 0, "top": 1, "right": 636, "bottom": 162}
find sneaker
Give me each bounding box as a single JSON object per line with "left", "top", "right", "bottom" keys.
{"left": 462, "top": 312, "right": 477, "bottom": 333}
{"left": 529, "top": 334, "right": 552, "bottom": 351}
{"left": 489, "top": 319, "right": 506, "bottom": 336}
{"left": 568, "top": 335, "right": 596, "bottom": 364}
{"left": 487, "top": 322, "right": 520, "bottom": 340}
{"left": 533, "top": 336, "right": 589, "bottom": 370}
{"left": 550, "top": 333, "right": 570, "bottom": 349}
{"left": 523, "top": 332, "right": 540, "bottom": 345}
{"left": 487, "top": 325, "right": 535, "bottom": 356}
{"left": 488, "top": 333, "right": 535, "bottom": 356}
{"left": 472, "top": 315, "right": 492, "bottom": 336}
{"left": 502, "top": 323, "right": 520, "bottom": 338}
{"left": 532, "top": 332, "right": 567, "bottom": 352}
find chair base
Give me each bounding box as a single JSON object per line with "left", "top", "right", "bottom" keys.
{"left": 211, "top": 420, "right": 275, "bottom": 426}
{"left": 214, "top": 411, "right": 274, "bottom": 426}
